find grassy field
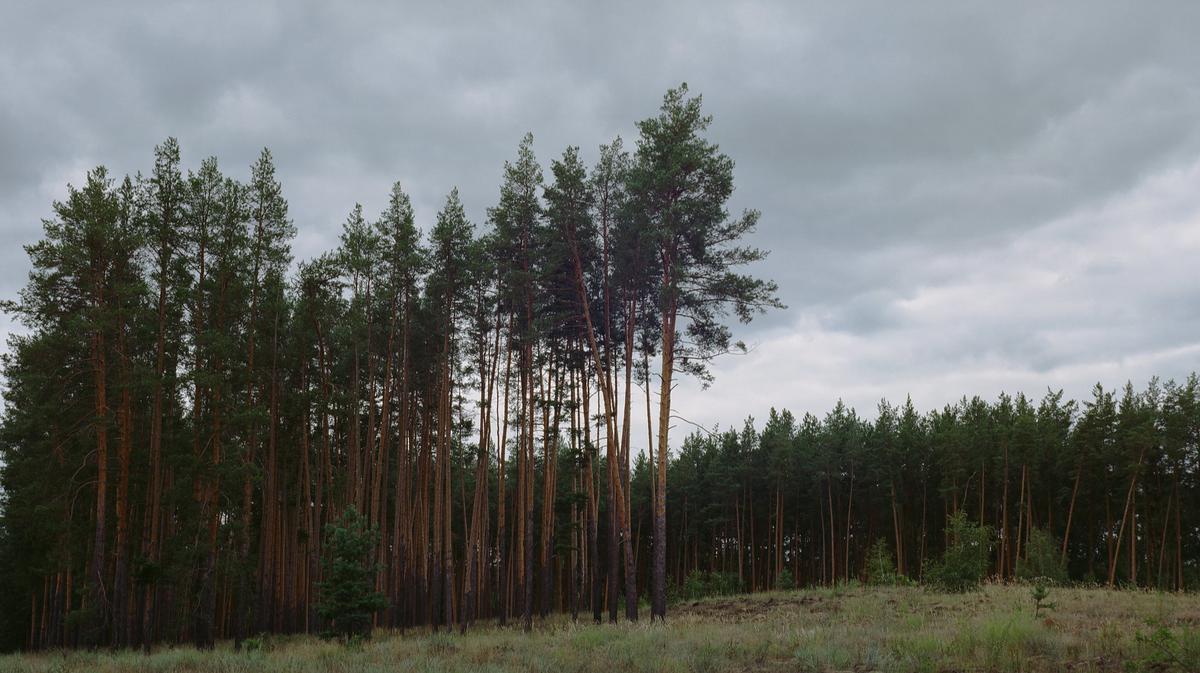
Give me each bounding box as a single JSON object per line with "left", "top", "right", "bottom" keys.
{"left": 2, "top": 584, "right": 1198, "bottom": 672}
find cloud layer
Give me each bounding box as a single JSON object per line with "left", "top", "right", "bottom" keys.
{"left": 3, "top": 1, "right": 1198, "bottom": 438}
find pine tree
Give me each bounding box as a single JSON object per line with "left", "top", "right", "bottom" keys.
{"left": 191, "top": 158, "right": 250, "bottom": 648}
{"left": 373, "top": 182, "right": 424, "bottom": 625}
{"left": 427, "top": 188, "right": 474, "bottom": 630}
{"left": 315, "top": 506, "right": 387, "bottom": 643}
{"left": 235, "top": 148, "right": 295, "bottom": 647}
{"left": 10, "top": 166, "right": 145, "bottom": 645}
{"left": 626, "top": 83, "right": 781, "bottom": 620}
{"left": 489, "top": 135, "right": 544, "bottom": 631}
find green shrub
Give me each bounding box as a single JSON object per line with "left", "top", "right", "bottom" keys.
{"left": 924, "top": 511, "right": 992, "bottom": 592}
{"left": 242, "top": 634, "right": 264, "bottom": 652}
{"left": 1015, "top": 527, "right": 1068, "bottom": 585}
{"left": 776, "top": 568, "right": 796, "bottom": 591}
{"left": 1133, "top": 622, "right": 1200, "bottom": 672}
{"left": 865, "top": 539, "right": 900, "bottom": 586}
{"left": 673, "top": 570, "right": 741, "bottom": 601}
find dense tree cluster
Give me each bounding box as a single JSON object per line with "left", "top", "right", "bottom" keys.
{"left": 662, "top": 381, "right": 1199, "bottom": 595}
{"left": 2, "top": 84, "right": 1196, "bottom": 655}
{"left": 0, "top": 85, "right": 781, "bottom": 651}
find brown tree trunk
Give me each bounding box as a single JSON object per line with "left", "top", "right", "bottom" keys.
{"left": 1108, "top": 446, "right": 1146, "bottom": 587}
{"left": 1000, "top": 444, "right": 1010, "bottom": 579}
{"left": 88, "top": 313, "right": 109, "bottom": 646}
{"left": 539, "top": 355, "right": 561, "bottom": 619}
{"left": 652, "top": 288, "right": 676, "bottom": 620}
{"left": 522, "top": 342, "right": 535, "bottom": 632}
{"left": 827, "top": 478, "right": 836, "bottom": 585}
{"left": 390, "top": 289, "right": 413, "bottom": 627}
{"left": 890, "top": 481, "right": 905, "bottom": 577}
{"left": 1015, "top": 465, "right": 1027, "bottom": 564}
{"left": 1061, "top": 459, "right": 1082, "bottom": 563}
{"left": 463, "top": 307, "right": 500, "bottom": 632}
{"left": 844, "top": 469, "right": 855, "bottom": 581}
{"left": 495, "top": 336, "right": 511, "bottom": 625}
{"left": 256, "top": 315, "right": 281, "bottom": 633}
{"left": 111, "top": 324, "right": 133, "bottom": 648}
{"left": 515, "top": 352, "right": 528, "bottom": 630}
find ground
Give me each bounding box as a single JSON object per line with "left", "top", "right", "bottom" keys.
{"left": 2, "top": 585, "right": 1198, "bottom": 672}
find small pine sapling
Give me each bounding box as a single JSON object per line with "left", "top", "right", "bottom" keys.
{"left": 315, "top": 506, "right": 388, "bottom": 643}
{"left": 1030, "top": 580, "right": 1055, "bottom": 618}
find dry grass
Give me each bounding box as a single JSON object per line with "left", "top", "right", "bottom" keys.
{"left": 2, "top": 584, "right": 1197, "bottom": 672}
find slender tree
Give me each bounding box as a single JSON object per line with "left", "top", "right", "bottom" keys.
{"left": 625, "top": 83, "right": 781, "bottom": 620}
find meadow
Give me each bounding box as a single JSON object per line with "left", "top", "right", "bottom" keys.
{"left": 2, "top": 584, "right": 1197, "bottom": 673}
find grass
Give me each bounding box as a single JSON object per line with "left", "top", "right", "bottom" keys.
{"left": 2, "top": 584, "right": 1197, "bottom": 672}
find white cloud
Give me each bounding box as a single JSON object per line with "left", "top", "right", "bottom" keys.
{"left": 667, "top": 156, "right": 1200, "bottom": 436}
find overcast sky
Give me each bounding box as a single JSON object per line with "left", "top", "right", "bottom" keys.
{"left": 2, "top": 1, "right": 1199, "bottom": 439}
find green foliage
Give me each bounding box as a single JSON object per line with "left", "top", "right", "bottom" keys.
{"left": 673, "top": 571, "right": 740, "bottom": 602}
{"left": 776, "top": 568, "right": 796, "bottom": 591}
{"left": 315, "top": 507, "right": 387, "bottom": 643}
{"left": 1015, "top": 528, "right": 1068, "bottom": 585}
{"left": 924, "top": 511, "right": 992, "bottom": 592}
{"left": 1030, "top": 581, "right": 1054, "bottom": 618}
{"left": 625, "top": 82, "right": 783, "bottom": 380}
{"left": 866, "top": 539, "right": 909, "bottom": 586}
{"left": 242, "top": 634, "right": 270, "bottom": 652}
{"left": 1133, "top": 622, "right": 1200, "bottom": 673}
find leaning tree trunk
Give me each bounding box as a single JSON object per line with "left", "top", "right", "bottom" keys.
{"left": 1108, "top": 446, "right": 1146, "bottom": 587}
{"left": 1061, "top": 459, "right": 1083, "bottom": 564}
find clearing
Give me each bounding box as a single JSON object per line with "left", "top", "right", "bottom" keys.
{"left": 2, "top": 584, "right": 1198, "bottom": 672}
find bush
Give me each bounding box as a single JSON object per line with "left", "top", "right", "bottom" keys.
{"left": 242, "top": 634, "right": 268, "bottom": 652}
{"left": 924, "top": 511, "right": 992, "bottom": 592}
{"left": 865, "top": 539, "right": 902, "bottom": 586}
{"left": 315, "top": 506, "right": 388, "bottom": 643}
{"left": 673, "top": 570, "right": 741, "bottom": 601}
{"left": 776, "top": 567, "right": 796, "bottom": 591}
{"left": 1015, "top": 527, "right": 1068, "bottom": 585}
{"left": 1133, "top": 622, "right": 1200, "bottom": 672}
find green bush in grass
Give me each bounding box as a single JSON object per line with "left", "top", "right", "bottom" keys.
{"left": 924, "top": 511, "right": 992, "bottom": 593}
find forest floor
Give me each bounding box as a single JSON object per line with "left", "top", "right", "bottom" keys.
{"left": 2, "top": 584, "right": 1198, "bottom": 672}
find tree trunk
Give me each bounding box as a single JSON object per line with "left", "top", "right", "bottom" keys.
{"left": 1060, "top": 460, "right": 1082, "bottom": 564}
{"left": 652, "top": 292, "right": 675, "bottom": 621}
{"left": 88, "top": 319, "right": 109, "bottom": 646}
{"left": 111, "top": 311, "right": 133, "bottom": 648}
{"left": 1108, "top": 446, "right": 1146, "bottom": 587}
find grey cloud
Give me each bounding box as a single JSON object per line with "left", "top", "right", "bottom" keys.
{"left": 3, "top": 1, "right": 1200, "bottom": 431}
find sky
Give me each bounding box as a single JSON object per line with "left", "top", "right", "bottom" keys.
{"left": 2, "top": 1, "right": 1199, "bottom": 440}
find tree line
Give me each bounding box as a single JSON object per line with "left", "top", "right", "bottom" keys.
{"left": 0, "top": 84, "right": 780, "bottom": 652}
{"left": 663, "top": 380, "right": 1197, "bottom": 595}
